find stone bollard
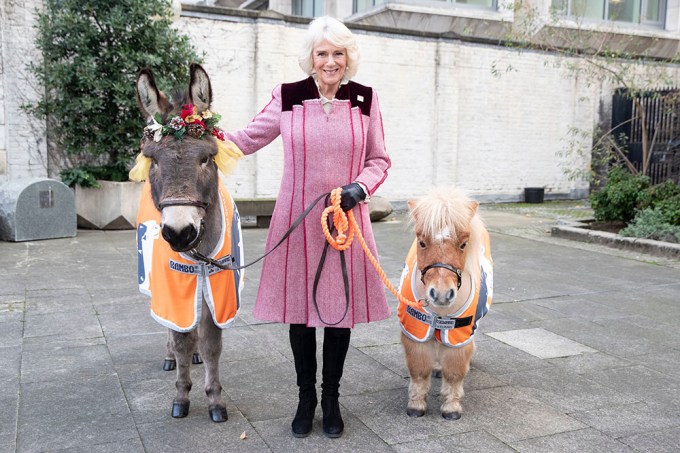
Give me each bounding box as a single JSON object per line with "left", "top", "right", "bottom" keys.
{"left": 0, "top": 178, "right": 76, "bottom": 241}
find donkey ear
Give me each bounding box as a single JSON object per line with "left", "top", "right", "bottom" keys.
{"left": 189, "top": 63, "right": 212, "bottom": 112}
{"left": 136, "top": 68, "right": 165, "bottom": 120}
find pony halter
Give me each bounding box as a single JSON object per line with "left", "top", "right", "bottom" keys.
{"left": 420, "top": 263, "right": 463, "bottom": 290}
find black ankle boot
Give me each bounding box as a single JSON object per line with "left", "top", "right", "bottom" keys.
{"left": 289, "top": 324, "right": 317, "bottom": 438}
{"left": 292, "top": 390, "right": 317, "bottom": 437}
{"left": 321, "top": 395, "right": 344, "bottom": 438}
{"left": 321, "top": 327, "right": 351, "bottom": 438}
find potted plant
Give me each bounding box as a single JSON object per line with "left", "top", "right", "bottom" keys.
{"left": 23, "top": 0, "right": 200, "bottom": 229}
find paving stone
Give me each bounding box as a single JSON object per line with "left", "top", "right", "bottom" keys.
{"left": 105, "top": 331, "right": 168, "bottom": 367}
{"left": 538, "top": 316, "right": 668, "bottom": 358}
{"left": 0, "top": 443, "right": 14, "bottom": 453}
{"left": 90, "top": 288, "right": 148, "bottom": 315}
{"left": 628, "top": 350, "right": 680, "bottom": 377}
{"left": 470, "top": 335, "right": 550, "bottom": 375}
{"left": 391, "top": 430, "right": 515, "bottom": 453}
{"left": 123, "top": 368, "right": 238, "bottom": 426}
{"left": 25, "top": 287, "right": 92, "bottom": 315}
{"left": 98, "top": 308, "right": 165, "bottom": 338}
{"left": 511, "top": 427, "right": 634, "bottom": 452}
{"left": 357, "top": 343, "right": 409, "bottom": 378}
{"left": 483, "top": 300, "right": 569, "bottom": 325}
{"left": 341, "top": 346, "right": 407, "bottom": 396}
{"left": 497, "top": 366, "right": 638, "bottom": 413}
{"left": 621, "top": 426, "right": 680, "bottom": 452}
{"left": 136, "top": 410, "right": 268, "bottom": 452}
{"left": 49, "top": 437, "right": 145, "bottom": 453}
{"left": 21, "top": 339, "right": 113, "bottom": 384}
{"left": 0, "top": 321, "right": 23, "bottom": 348}
{"left": 17, "top": 374, "right": 136, "bottom": 452}
{"left": 0, "top": 378, "right": 19, "bottom": 445}
{"left": 0, "top": 347, "right": 21, "bottom": 383}
{"left": 486, "top": 328, "right": 597, "bottom": 359}
{"left": 23, "top": 310, "right": 102, "bottom": 342}
{"left": 583, "top": 364, "right": 680, "bottom": 407}
{"left": 351, "top": 315, "right": 401, "bottom": 348}
{"left": 547, "top": 352, "right": 631, "bottom": 375}
{"left": 341, "top": 387, "right": 478, "bottom": 445}
{"left": 465, "top": 386, "right": 585, "bottom": 444}
{"left": 570, "top": 402, "right": 680, "bottom": 438}
{"left": 252, "top": 412, "right": 393, "bottom": 452}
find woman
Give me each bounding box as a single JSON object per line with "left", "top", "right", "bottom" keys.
{"left": 226, "top": 16, "right": 391, "bottom": 438}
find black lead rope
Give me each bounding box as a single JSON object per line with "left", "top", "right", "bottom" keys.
{"left": 188, "top": 192, "right": 329, "bottom": 271}
{"left": 188, "top": 191, "right": 353, "bottom": 326}
{"left": 311, "top": 222, "right": 351, "bottom": 326}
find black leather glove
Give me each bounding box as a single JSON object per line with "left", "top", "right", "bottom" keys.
{"left": 340, "top": 183, "right": 366, "bottom": 211}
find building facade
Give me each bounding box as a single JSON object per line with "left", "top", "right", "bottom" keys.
{"left": 3, "top": 0, "right": 680, "bottom": 201}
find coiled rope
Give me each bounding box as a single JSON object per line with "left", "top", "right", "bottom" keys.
{"left": 321, "top": 188, "right": 424, "bottom": 311}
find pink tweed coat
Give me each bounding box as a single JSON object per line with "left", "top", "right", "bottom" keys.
{"left": 227, "top": 77, "right": 391, "bottom": 328}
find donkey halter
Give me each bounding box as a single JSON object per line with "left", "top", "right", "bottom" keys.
{"left": 420, "top": 263, "right": 463, "bottom": 290}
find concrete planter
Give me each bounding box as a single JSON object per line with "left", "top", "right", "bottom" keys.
{"left": 75, "top": 180, "right": 144, "bottom": 230}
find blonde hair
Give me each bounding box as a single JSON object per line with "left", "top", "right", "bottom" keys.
{"left": 298, "top": 16, "right": 360, "bottom": 82}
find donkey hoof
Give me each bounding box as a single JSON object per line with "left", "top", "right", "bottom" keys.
{"left": 163, "top": 359, "right": 176, "bottom": 371}
{"left": 209, "top": 405, "right": 228, "bottom": 423}
{"left": 192, "top": 353, "right": 203, "bottom": 365}
{"left": 432, "top": 369, "right": 442, "bottom": 378}
{"left": 442, "top": 411, "right": 461, "bottom": 420}
{"left": 406, "top": 408, "right": 425, "bottom": 418}
{"left": 171, "top": 402, "right": 190, "bottom": 418}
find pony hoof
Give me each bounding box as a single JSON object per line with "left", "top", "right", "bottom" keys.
{"left": 406, "top": 408, "right": 426, "bottom": 417}
{"left": 442, "top": 411, "right": 461, "bottom": 420}
{"left": 209, "top": 405, "right": 228, "bottom": 423}
{"left": 163, "top": 359, "right": 176, "bottom": 371}
{"left": 432, "top": 370, "right": 442, "bottom": 378}
{"left": 171, "top": 402, "right": 190, "bottom": 418}
{"left": 192, "top": 353, "right": 203, "bottom": 365}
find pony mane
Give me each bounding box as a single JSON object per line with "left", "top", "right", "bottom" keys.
{"left": 410, "top": 187, "right": 485, "bottom": 283}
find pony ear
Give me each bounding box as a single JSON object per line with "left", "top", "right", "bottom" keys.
{"left": 469, "top": 200, "right": 479, "bottom": 216}
{"left": 407, "top": 199, "right": 417, "bottom": 211}
{"left": 189, "top": 63, "right": 212, "bottom": 112}
{"left": 136, "top": 68, "right": 169, "bottom": 120}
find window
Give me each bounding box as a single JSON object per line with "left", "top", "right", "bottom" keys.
{"left": 551, "top": 0, "right": 666, "bottom": 26}
{"left": 293, "top": 0, "right": 324, "bottom": 17}
{"left": 354, "top": 0, "right": 496, "bottom": 14}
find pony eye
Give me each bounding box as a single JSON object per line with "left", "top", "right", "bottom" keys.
{"left": 460, "top": 241, "right": 468, "bottom": 250}
{"left": 418, "top": 240, "right": 426, "bottom": 248}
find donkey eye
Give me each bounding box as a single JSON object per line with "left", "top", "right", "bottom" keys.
{"left": 460, "top": 241, "right": 468, "bottom": 250}
{"left": 201, "top": 156, "right": 211, "bottom": 166}
{"left": 418, "top": 240, "right": 426, "bottom": 248}
{"left": 151, "top": 159, "right": 158, "bottom": 169}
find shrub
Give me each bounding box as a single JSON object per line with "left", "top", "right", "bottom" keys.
{"left": 24, "top": 0, "right": 201, "bottom": 187}
{"left": 654, "top": 193, "right": 680, "bottom": 226}
{"left": 590, "top": 166, "right": 650, "bottom": 223}
{"left": 620, "top": 208, "right": 680, "bottom": 243}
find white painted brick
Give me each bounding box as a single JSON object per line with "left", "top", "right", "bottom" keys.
{"left": 6, "top": 8, "right": 680, "bottom": 200}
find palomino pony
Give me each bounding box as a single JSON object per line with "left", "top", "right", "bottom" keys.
{"left": 132, "top": 64, "right": 244, "bottom": 423}
{"left": 397, "top": 187, "right": 493, "bottom": 420}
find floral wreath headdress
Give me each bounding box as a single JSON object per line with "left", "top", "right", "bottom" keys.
{"left": 129, "top": 103, "right": 243, "bottom": 182}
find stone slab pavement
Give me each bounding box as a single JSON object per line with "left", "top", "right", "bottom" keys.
{"left": 1, "top": 207, "right": 679, "bottom": 452}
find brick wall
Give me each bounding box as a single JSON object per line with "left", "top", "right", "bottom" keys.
{"left": 180, "top": 13, "right": 604, "bottom": 201}
{"left": 0, "top": 0, "right": 48, "bottom": 183}
{"left": 5, "top": 6, "right": 680, "bottom": 200}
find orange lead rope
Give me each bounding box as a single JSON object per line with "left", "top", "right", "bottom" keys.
{"left": 321, "top": 188, "right": 424, "bottom": 311}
